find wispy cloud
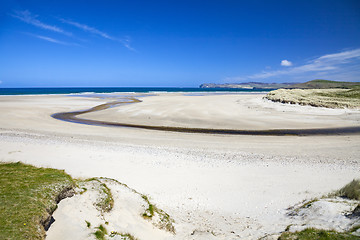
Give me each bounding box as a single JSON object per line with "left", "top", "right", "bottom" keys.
{"left": 24, "top": 32, "right": 80, "bottom": 46}
{"left": 119, "top": 36, "right": 136, "bottom": 51}
{"left": 10, "top": 10, "right": 134, "bottom": 50}
{"left": 34, "top": 35, "right": 70, "bottom": 45}
{"left": 59, "top": 18, "right": 112, "bottom": 39}
{"left": 225, "top": 48, "right": 360, "bottom": 82}
{"left": 60, "top": 18, "right": 135, "bottom": 51}
{"left": 10, "top": 10, "right": 71, "bottom": 36}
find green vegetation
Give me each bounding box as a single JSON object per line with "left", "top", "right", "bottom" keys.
{"left": 278, "top": 228, "right": 360, "bottom": 240}
{"left": 349, "top": 224, "right": 360, "bottom": 233}
{"left": 109, "top": 231, "right": 138, "bottom": 240}
{"left": 0, "top": 164, "right": 175, "bottom": 240}
{"left": 94, "top": 224, "right": 108, "bottom": 240}
{"left": 320, "top": 179, "right": 360, "bottom": 217}
{"left": 99, "top": 177, "right": 176, "bottom": 233}
{"left": 289, "top": 79, "right": 360, "bottom": 89}
{"left": 0, "top": 162, "right": 74, "bottom": 240}
{"left": 141, "top": 195, "right": 155, "bottom": 218}
{"left": 266, "top": 80, "right": 360, "bottom": 108}
{"left": 85, "top": 220, "right": 91, "bottom": 228}
{"left": 84, "top": 178, "right": 114, "bottom": 213}
{"left": 337, "top": 179, "right": 360, "bottom": 200}
{"left": 266, "top": 88, "right": 360, "bottom": 108}
{"left": 80, "top": 187, "right": 87, "bottom": 194}
{"left": 299, "top": 198, "right": 318, "bottom": 209}
{"left": 141, "top": 194, "right": 175, "bottom": 233}
{"left": 98, "top": 224, "right": 107, "bottom": 233}
{"left": 93, "top": 224, "right": 138, "bottom": 240}
{"left": 94, "top": 230, "right": 105, "bottom": 240}
{"left": 97, "top": 182, "right": 114, "bottom": 213}
{"left": 287, "top": 198, "right": 320, "bottom": 216}
{"left": 282, "top": 180, "right": 360, "bottom": 240}
{"left": 315, "top": 87, "right": 360, "bottom": 100}
{"left": 289, "top": 79, "right": 360, "bottom": 103}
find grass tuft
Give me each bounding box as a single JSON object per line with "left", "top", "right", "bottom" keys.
{"left": 141, "top": 195, "right": 175, "bottom": 233}
{"left": 84, "top": 177, "right": 176, "bottom": 234}
{"left": 337, "top": 179, "right": 360, "bottom": 200}
{"left": 98, "top": 224, "right": 107, "bottom": 234}
{"left": 94, "top": 224, "right": 107, "bottom": 240}
{"left": 110, "top": 231, "right": 138, "bottom": 240}
{"left": 348, "top": 224, "right": 360, "bottom": 233}
{"left": 278, "top": 228, "right": 360, "bottom": 240}
{"left": 96, "top": 182, "right": 114, "bottom": 213}
{"left": 83, "top": 178, "right": 114, "bottom": 213}
{"left": 142, "top": 195, "right": 155, "bottom": 218}
{"left": 94, "top": 230, "right": 105, "bottom": 240}
{"left": 85, "top": 220, "right": 91, "bottom": 228}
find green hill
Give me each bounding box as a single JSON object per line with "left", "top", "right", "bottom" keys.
{"left": 288, "top": 79, "right": 360, "bottom": 89}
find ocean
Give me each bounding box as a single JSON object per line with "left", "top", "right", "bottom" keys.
{"left": 0, "top": 87, "right": 273, "bottom": 95}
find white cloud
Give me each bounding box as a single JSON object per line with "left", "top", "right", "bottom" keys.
{"left": 60, "top": 18, "right": 135, "bottom": 51}
{"left": 34, "top": 35, "right": 68, "bottom": 45}
{"left": 120, "top": 36, "right": 136, "bottom": 51}
{"left": 281, "top": 60, "right": 292, "bottom": 66}
{"left": 317, "top": 48, "right": 360, "bottom": 62}
{"left": 59, "top": 18, "right": 113, "bottom": 40}
{"left": 11, "top": 10, "right": 71, "bottom": 36}
{"left": 11, "top": 10, "right": 135, "bottom": 51}
{"left": 225, "top": 48, "right": 360, "bottom": 82}
{"left": 24, "top": 33, "right": 80, "bottom": 46}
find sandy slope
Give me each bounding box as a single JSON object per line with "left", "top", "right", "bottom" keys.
{"left": 0, "top": 93, "right": 359, "bottom": 239}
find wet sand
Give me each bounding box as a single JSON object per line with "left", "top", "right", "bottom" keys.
{"left": 52, "top": 95, "right": 360, "bottom": 135}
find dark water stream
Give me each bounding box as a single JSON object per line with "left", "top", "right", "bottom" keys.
{"left": 52, "top": 98, "right": 360, "bottom": 136}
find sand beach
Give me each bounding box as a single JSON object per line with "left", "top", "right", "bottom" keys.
{"left": 0, "top": 92, "right": 359, "bottom": 239}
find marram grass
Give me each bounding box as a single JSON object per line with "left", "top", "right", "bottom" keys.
{"left": 338, "top": 179, "right": 360, "bottom": 200}
{"left": 278, "top": 228, "right": 359, "bottom": 240}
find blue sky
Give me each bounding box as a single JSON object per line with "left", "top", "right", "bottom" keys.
{"left": 0, "top": 0, "right": 359, "bottom": 87}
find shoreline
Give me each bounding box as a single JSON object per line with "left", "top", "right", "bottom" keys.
{"left": 0, "top": 88, "right": 274, "bottom": 96}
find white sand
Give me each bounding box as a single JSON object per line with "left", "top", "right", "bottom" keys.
{"left": 46, "top": 178, "right": 173, "bottom": 240}
{"left": 0, "top": 93, "right": 359, "bottom": 239}
{"left": 82, "top": 93, "right": 360, "bottom": 129}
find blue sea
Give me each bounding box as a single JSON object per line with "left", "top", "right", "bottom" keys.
{"left": 0, "top": 87, "right": 274, "bottom": 95}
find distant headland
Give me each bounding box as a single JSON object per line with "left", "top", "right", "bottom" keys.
{"left": 199, "top": 79, "right": 360, "bottom": 90}
{"left": 199, "top": 82, "right": 296, "bottom": 89}
{"left": 200, "top": 79, "right": 360, "bottom": 108}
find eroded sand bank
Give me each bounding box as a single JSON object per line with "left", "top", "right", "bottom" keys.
{"left": 0, "top": 93, "right": 359, "bottom": 239}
